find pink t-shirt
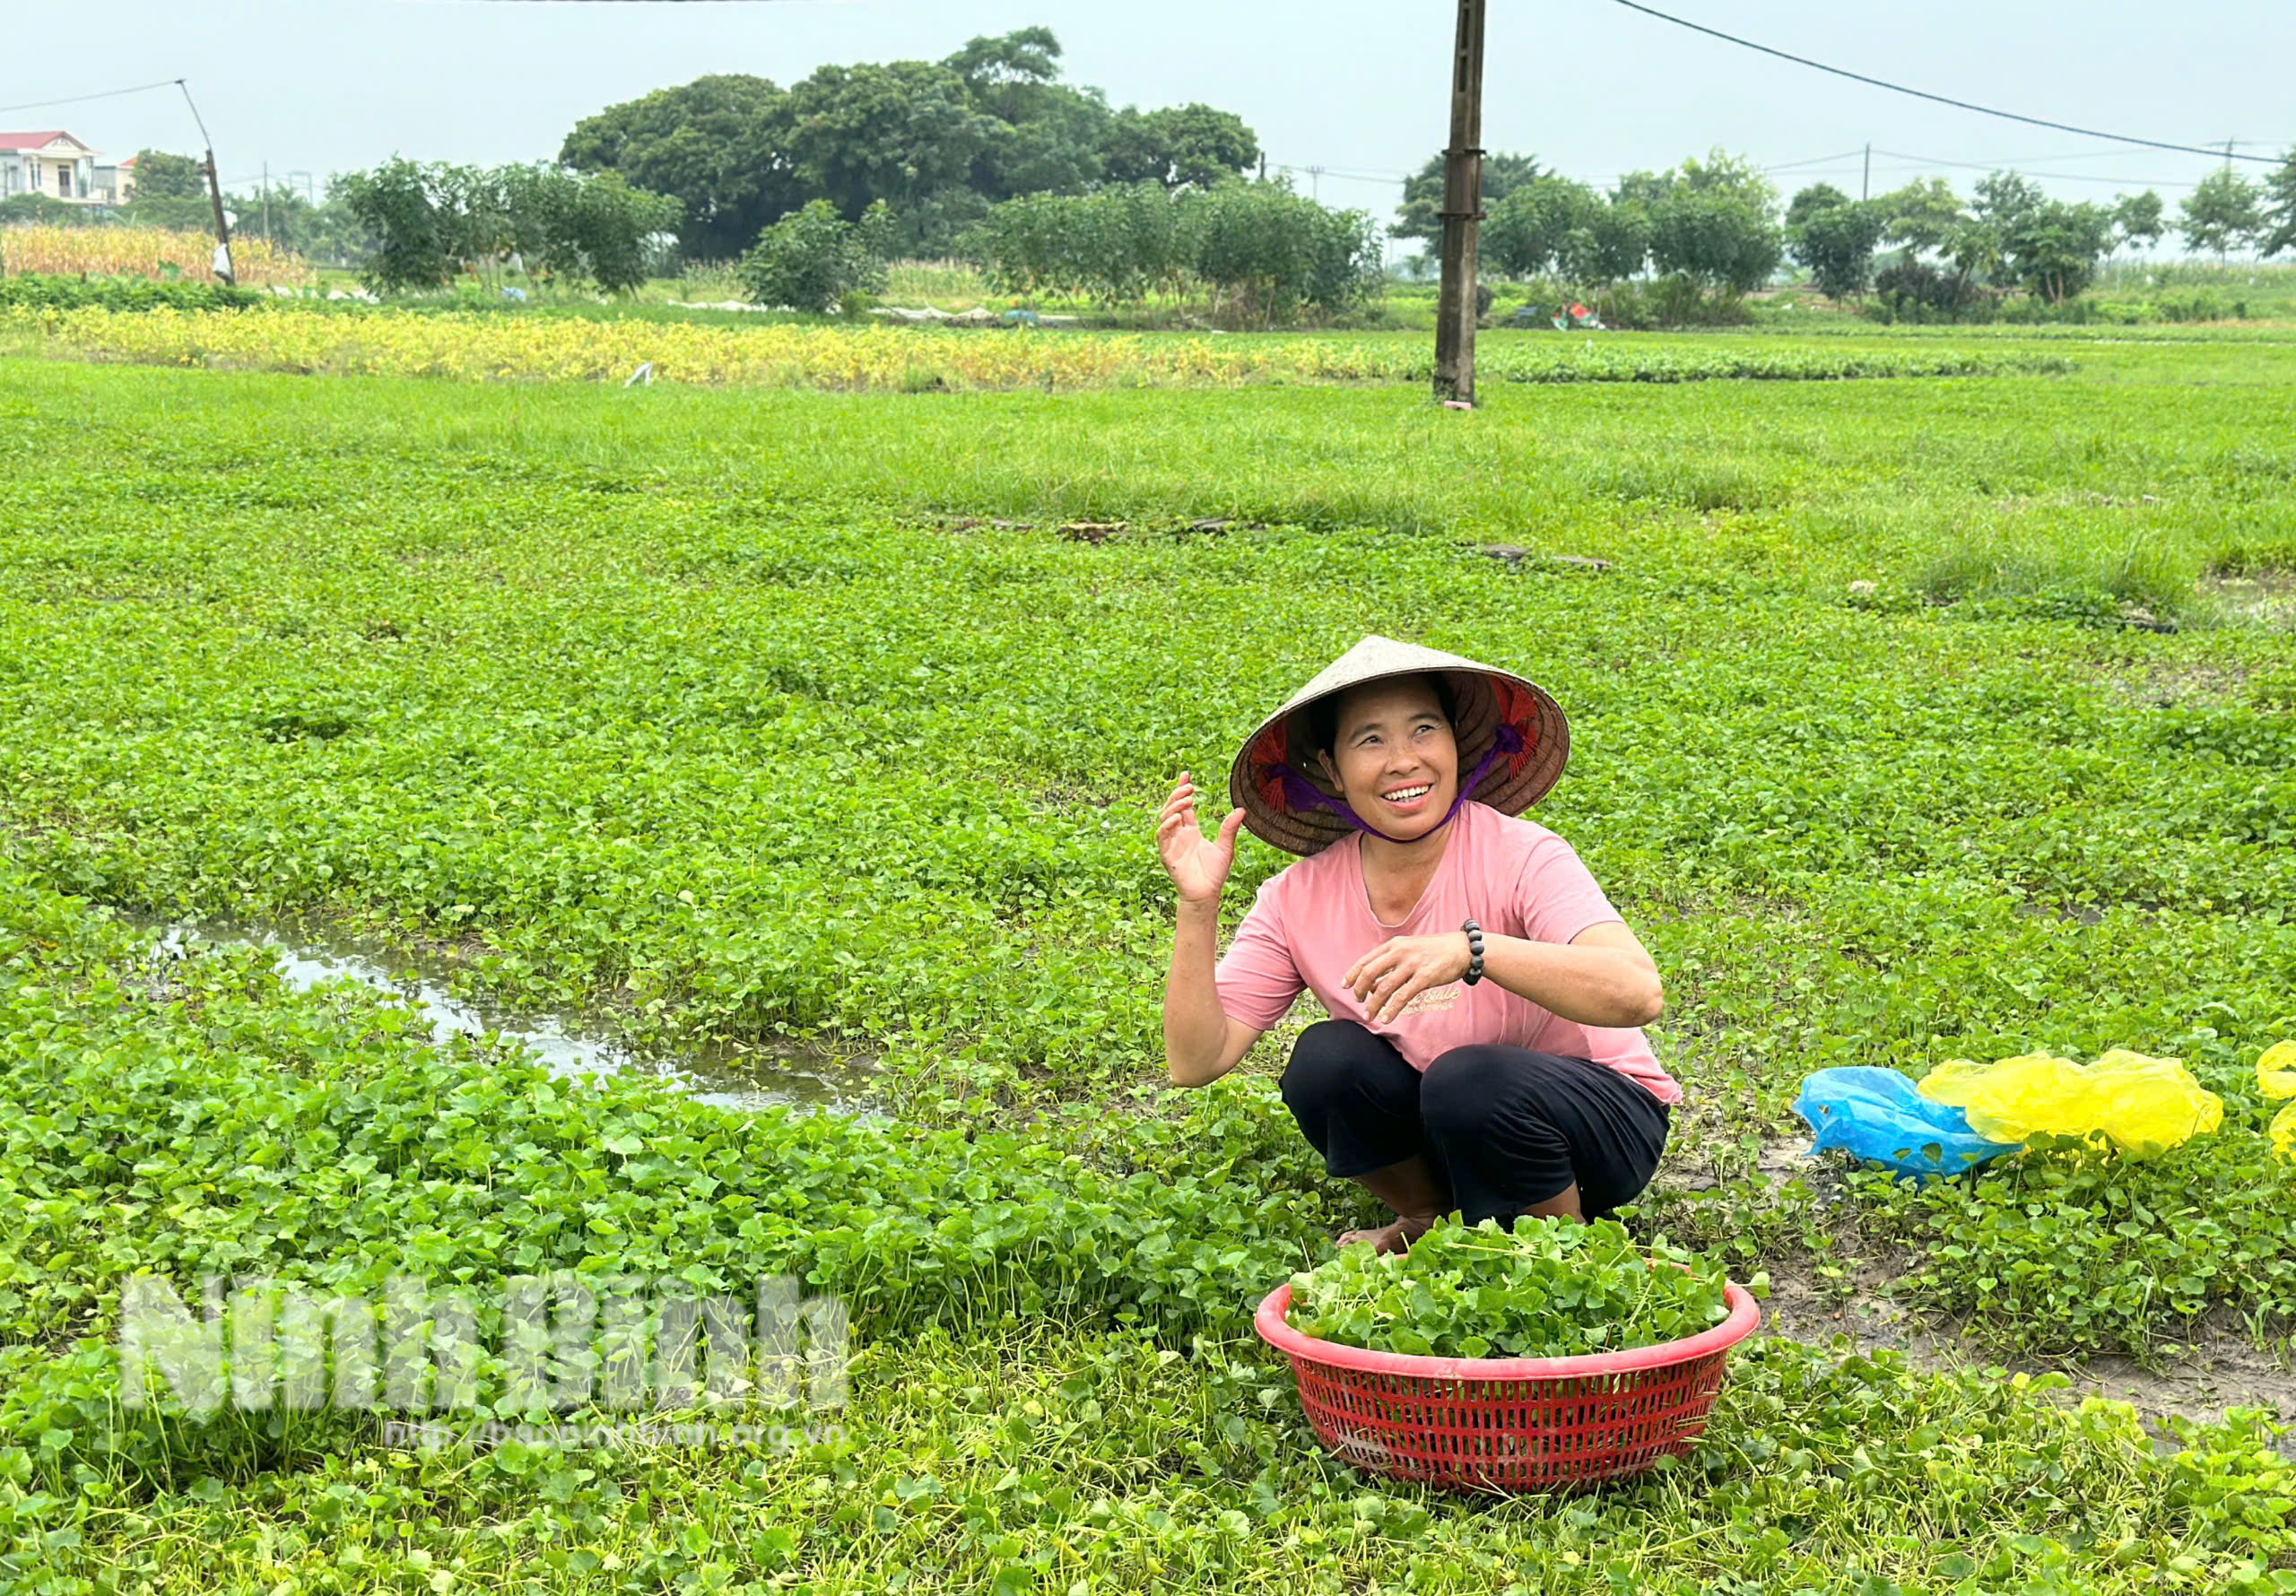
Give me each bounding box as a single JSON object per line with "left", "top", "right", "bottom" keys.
{"left": 1213, "top": 801, "right": 1680, "bottom": 1106}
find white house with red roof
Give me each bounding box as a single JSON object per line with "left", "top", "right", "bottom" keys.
{"left": 1, "top": 132, "right": 128, "bottom": 204}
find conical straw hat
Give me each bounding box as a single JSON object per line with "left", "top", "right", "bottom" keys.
{"left": 1228, "top": 636, "right": 1570, "bottom": 857}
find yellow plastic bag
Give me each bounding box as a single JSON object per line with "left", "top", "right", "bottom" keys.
{"left": 1918, "top": 1048, "right": 2222, "bottom": 1158}
{"left": 2261, "top": 1040, "right": 2296, "bottom": 1164}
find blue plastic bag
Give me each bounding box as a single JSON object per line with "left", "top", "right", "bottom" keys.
{"left": 1791, "top": 1067, "right": 2021, "bottom": 1178}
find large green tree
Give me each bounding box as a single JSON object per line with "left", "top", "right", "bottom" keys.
{"left": 1626, "top": 154, "right": 1783, "bottom": 295}
{"left": 2112, "top": 190, "right": 2166, "bottom": 252}
{"left": 944, "top": 29, "right": 1115, "bottom": 203}
{"left": 122, "top": 152, "right": 217, "bottom": 232}
{"left": 561, "top": 30, "right": 1258, "bottom": 262}
{"left": 1560, "top": 202, "right": 1650, "bottom": 285}
{"left": 1787, "top": 186, "right": 1889, "bottom": 299}
{"left": 1390, "top": 152, "right": 1544, "bottom": 247}
{"left": 783, "top": 60, "right": 1000, "bottom": 250}
{"left": 1648, "top": 187, "right": 1783, "bottom": 294}
{"left": 1103, "top": 104, "right": 1259, "bottom": 191}
{"left": 1963, "top": 173, "right": 2116, "bottom": 304}
{"left": 1784, "top": 183, "right": 1853, "bottom": 233}
{"left": 2180, "top": 169, "right": 2264, "bottom": 262}
{"left": 1878, "top": 178, "right": 1966, "bottom": 254}
{"left": 559, "top": 74, "right": 797, "bottom": 262}
{"left": 335, "top": 157, "right": 678, "bottom": 296}
{"left": 2265, "top": 148, "right": 2296, "bottom": 258}
{"left": 333, "top": 158, "right": 457, "bottom": 292}
{"left": 1480, "top": 176, "right": 1599, "bottom": 279}
{"left": 1609, "top": 169, "right": 1675, "bottom": 208}
{"left": 1670, "top": 148, "right": 1779, "bottom": 213}
{"left": 942, "top": 25, "right": 1065, "bottom": 116}
{"left": 126, "top": 150, "right": 204, "bottom": 201}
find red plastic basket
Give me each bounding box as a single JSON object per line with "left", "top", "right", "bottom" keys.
{"left": 1255, "top": 1276, "right": 1761, "bottom": 1495}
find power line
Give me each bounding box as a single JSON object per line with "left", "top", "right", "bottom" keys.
{"left": 1761, "top": 148, "right": 1868, "bottom": 173}
{"left": 0, "top": 77, "right": 185, "bottom": 117}
{"left": 1276, "top": 161, "right": 1413, "bottom": 184}
{"left": 1609, "top": 0, "right": 2283, "bottom": 164}
{"left": 1870, "top": 149, "right": 2205, "bottom": 188}
{"left": 1938, "top": 145, "right": 2242, "bottom": 167}
{"left": 1787, "top": 162, "right": 2200, "bottom": 191}
{"left": 1277, "top": 168, "right": 1403, "bottom": 188}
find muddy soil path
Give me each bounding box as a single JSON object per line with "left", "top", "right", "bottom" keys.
{"left": 1685, "top": 1138, "right": 2296, "bottom": 1452}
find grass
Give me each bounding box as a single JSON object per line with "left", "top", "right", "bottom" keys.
{"left": 2, "top": 332, "right": 2295, "bottom": 1590}
{"left": 2095, "top": 260, "right": 2296, "bottom": 323}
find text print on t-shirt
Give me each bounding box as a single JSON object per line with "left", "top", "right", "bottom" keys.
{"left": 1395, "top": 983, "right": 1459, "bottom": 1019}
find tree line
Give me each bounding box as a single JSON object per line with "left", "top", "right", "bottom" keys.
{"left": 13, "top": 22, "right": 2293, "bottom": 325}
{"left": 963, "top": 180, "right": 1382, "bottom": 324}
{"left": 3, "top": 25, "right": 1268, "bottom": 303}
{"left": 557, "top": 27, "right": 1259, "bottom": 261}
{"left": 1416, "top": 145, "right": 2296, "bottom": 318}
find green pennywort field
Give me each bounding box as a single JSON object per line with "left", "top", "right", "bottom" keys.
{"left": 1, "top": 334, "right": 2294, "bottom": 1592}
{"left": 0, "top": 867, "right": 2292, "bottom": 1594}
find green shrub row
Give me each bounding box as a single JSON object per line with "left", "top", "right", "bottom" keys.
{"left": 0, "top": 273, "right": 265, "bottom": 313}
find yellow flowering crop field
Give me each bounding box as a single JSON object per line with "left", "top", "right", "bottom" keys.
{"left": 0, "top": 225, "right": 312, "bottom": 287}
{"left": 0, "top": 302, "right": 2060, "bottom": 393}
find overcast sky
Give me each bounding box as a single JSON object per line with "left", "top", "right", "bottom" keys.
{"left": 11, "top": 0, "right": 2292, "bottom": 243}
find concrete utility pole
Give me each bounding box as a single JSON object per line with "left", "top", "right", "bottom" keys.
{"left": 262, "top": 160, "right": 272, "bottom": 242}
{"left": 178, "top": 81, "right": 233, "bottom": 285}
{"left": 1862, "top": 143, "right": 1871, "bottom": 202}
{"left": 1432, "top": 0, "right": 1488, "bottom": 405}
{"left": 202, "top": 151, "right": 234, "bottom": 284}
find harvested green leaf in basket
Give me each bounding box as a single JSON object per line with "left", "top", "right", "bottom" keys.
{"left": 1286, "top": 1216, "right": 1732, "bottom": 1361}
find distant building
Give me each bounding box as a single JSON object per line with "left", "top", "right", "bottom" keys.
{"left": 97, "top": 153, "right": 137, "bottom": 204}
{"left": 1, "top": 132, "right": 124, "bottom": 204}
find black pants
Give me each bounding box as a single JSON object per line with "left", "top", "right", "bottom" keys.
{"left": 1279, "top": 1019, "right": 1671, "bottom": 1226}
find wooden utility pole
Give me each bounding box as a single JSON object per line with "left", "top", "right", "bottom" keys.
{"left": 1432, "top": 0, "right": 1488, "bottom": 405}
{"left": 202, "top": 150, "right": 234, "bottom": 284}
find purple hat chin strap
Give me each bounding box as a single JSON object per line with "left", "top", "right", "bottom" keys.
{"left": 1273, "top": 724, "right": 1524, "bottom": 846}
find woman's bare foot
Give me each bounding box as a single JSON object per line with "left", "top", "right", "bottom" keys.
{"left": 1336, "top": 1213, "right": 1440, "bottom": 1254}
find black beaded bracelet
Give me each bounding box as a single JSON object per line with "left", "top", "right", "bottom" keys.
{"left": 1461, "top": 918, "right": 1485, "bottom": 985}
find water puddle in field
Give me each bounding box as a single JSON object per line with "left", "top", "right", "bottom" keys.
{"left": 139, "top": 918, "right": 886, "bottom": 1119}
{"left": 2202, "top": 569, "right": 2296, "bottom": 629}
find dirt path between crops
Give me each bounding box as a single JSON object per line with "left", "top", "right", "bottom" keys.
{"left": 1763, "top": 1258, "right": 2296, "bottom": 1452}
{"left": 1725, "top": 1139, "right": 2296, "bottom": 1453}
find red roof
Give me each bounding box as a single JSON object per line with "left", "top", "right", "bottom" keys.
{"left": 0, "top": 131, "right": 85, "bottom": 152}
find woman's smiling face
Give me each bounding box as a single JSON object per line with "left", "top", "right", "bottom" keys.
{"left": 1317, "top": 676, "right": 1459, "bottom": 840}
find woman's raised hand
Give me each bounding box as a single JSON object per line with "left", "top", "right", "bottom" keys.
{"left": 1156, "top": 770, "right": 1247, "bottom": 906}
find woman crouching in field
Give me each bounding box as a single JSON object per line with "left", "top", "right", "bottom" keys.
{"left": 1156, "top": 636, "right": 1679, "bottom": 1253}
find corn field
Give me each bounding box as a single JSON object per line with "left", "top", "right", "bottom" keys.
{"left": 0, "top": 226, "right": 312, "bottom": 287}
